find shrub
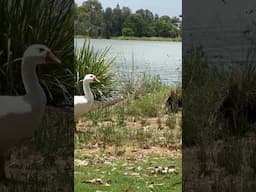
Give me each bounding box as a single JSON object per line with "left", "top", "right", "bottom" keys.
{"left": 122, "top": 27, "right": 134, "bottom": 37}
{"left": 0, "top": 0, "right": 73, "bottom": 104}
{"left": 74, "top": 40, "right": 115, "bottom": 99}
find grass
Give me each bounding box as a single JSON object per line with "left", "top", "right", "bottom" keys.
{"left": 75, "top": 82, "right": 182, "bottom": 191}
{"left": 1, "top": 107, "right": 73, "bottom": 191}
{"left": 124, "top": 87, "right": 170, "bottom": 117}
{"left": 182, "top": 47, "right": 256, "bottom": 191}
{"left": 75, "top": 154, "right": 181, "bottom": 192}
{"left": 75, "top": 86, "right": 182, "bottom": 148}
{"left": 117, "top": 72, "right": 166, "bottom": 99}
{"left": 75, "top": 35, "right": 181, "bottom": 42}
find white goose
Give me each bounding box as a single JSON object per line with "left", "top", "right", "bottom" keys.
{"left": 0, "top": 44, "right": 61, "bottom": 179}
{"left": 74, "top": 74, "right": 99, "bottom": 122}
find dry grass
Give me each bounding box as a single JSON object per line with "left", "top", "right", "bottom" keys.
{"left": 0, "top": 107, "right": 73, "bottom": 191}
{"left": 75, "top": 110, "right": 182, "bottom": 151}
{"left": 183, "top": 134, "right": 256, "bottom": 191}
{"left": 183, "top": 48, "right": 256, "bottom": 191}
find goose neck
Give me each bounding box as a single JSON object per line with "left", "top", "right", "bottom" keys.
{"left": 22, "top": 58, "right": 45, "bottom": 99}
{"left": 83, "top": 81, "right": 93, "bottom": 98}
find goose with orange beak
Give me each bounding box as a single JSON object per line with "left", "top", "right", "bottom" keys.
{"left": 0, "top": 44, "right": 61, "bottom": 180}
{"left": 74, "top": 74, "right": 100, "bottom": 123}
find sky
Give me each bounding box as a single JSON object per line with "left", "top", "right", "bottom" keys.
{"left": 75, "top": 0, "right": 181, "bottom": 17}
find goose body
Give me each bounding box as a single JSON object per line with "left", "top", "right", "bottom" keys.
{"left": 74, "top": 74, "right": 99, "bottom": 121}
{"left": 0, "top": 44, "right": 61, "bottom": 179}
{"left": 74, "top": 95, "right": 94, "bottom": 120}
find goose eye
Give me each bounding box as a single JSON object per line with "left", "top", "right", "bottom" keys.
{"left": 39, "top": 48, "right": 44, "bottom": 52}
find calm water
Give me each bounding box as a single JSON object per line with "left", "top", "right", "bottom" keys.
{"left": 75, "top": 38, "right": 182, "bottom": 85}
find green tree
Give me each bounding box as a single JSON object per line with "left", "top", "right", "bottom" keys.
{"left": 74, "top": 0, "right": 181, "bottom": 39}
{"left": 75, "top": 5, "right": 90, "bottom": 35}
{"left": 82, "top": 0, "right": 104, "bottom": 37}
{"left": 136, "top": 9, "right": 154, "bottom": 23}
{"left": 103, "top": 6, "right": 131, "bottom": 38}
{"left": 112, "top": 4, "right": 123, "bottom": 36}
{"left": 155, "top": 13, "right": 159, "bottom": 21}
{"left": 122, "top": 27, "right": 134, "bottom": 36}
{"left": 154, "top": 16, "right": 179, "bottom": 38}
{"left": 121, "top": 6, "right": 132, "bottom": 22}
{"left": 123, "top": 13, "right": 146, "bottom": 37}
{"left": 135, "top": 9, "right": 156, "bottom": 36}
{"left": 103, "top": 7, "right": 113, "bottom": 38}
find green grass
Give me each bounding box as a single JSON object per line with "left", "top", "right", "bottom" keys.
{"left": 124, "top": 87, "right": 170, "bottom": 117}
{"left": 83, "top": 84, "right": 173, "bottom": 121}
{"left": 75, "top": 155, "right": 181, "bottom": 192}
{"left": 75, "top": 86, "right": 182, "bottom": 149}
{"left": 75, "top": 84, "right": 182, "bottom": 192}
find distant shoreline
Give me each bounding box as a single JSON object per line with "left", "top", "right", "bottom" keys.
{"left": 75, "top": 35, "right": 181, "bottom": 42}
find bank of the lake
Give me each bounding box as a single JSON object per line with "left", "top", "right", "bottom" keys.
{"left": 75, "top": 35, "right": 181, "bottom": 42}
{"left": 112, "top": 36, "right": 181, "bottom": 42}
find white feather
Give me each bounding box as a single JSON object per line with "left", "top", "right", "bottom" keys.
{"left": 0, "top": 96, "right": 32, "bottom": 117}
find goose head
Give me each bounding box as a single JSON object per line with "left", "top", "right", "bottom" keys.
{"left": 23, "top": 44, "right": 61, "bottom": 65}
{"left": 80, "top": 74, "right": 100, "bottom": 84}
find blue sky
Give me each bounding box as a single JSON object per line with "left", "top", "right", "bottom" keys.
{"left": 75, "top": 0, "right": 181, "bottom": 17}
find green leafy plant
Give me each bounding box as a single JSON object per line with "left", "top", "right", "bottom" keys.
{"left": 74, "top": 39, "right": 115, "bottom": 99}
{"left": 0, "top": 0, "right": 73, "bottom": 104}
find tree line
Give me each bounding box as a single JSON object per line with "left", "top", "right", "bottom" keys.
{"left": 75, "top": 0, "right": 182, "bottom": 38}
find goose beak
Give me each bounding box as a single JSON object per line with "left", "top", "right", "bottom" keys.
{"left": 94, "top": 77, "right": 100, "bottom": 83}
{"left": 46, "top": 51, "right": 62, "bottom": 64}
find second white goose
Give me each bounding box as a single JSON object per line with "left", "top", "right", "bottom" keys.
{"left": 74, "top": 74, "right": 99, "bottom": 121}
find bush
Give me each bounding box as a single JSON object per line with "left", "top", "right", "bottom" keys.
{"left": 125, "top": 86, "right": 170, "bottom": 117}
{"left": 122, "top": 27, "right": 134, "bottom": 37}
{"left": 183, "top": 46, "right": 256, "bottom": 145}
{"left": 0, "top": 0, "right": 73, "bottom": 104}
{"left": 118, "top": 72, "right": 165, "bottom": 99}
{"left": 74, "top": 40, "right": 115, "bottom": 99}
{"left": 183, "top": 48, "right": 226, "bottom": 145}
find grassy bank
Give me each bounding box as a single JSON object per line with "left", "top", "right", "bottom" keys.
{"left": 75, "top": 35, "right": 181, "bottom": 42}
{"left": 74, "top": 37, "right": 182, "bottom": 191}
{"left": 112, "top": 36, "right": 181, "bottom": 42}
{"left": 75, "top": 86, "right": 182, "bottom": 149}
{"left": 75, "top": 84, "right": 182, "bottom": 191}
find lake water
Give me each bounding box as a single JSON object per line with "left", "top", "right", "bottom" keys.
{"left": 75, "top": 38, "right": 182, "bottom": 85}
